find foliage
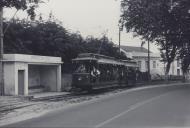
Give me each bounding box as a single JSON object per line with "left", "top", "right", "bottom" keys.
{"left": 120, "top": 0, "right": 190, "bottom": 75}
{"left": 3, "top": 19, "right": 126, "bottom": 73}
{"left": 179, "top": 44, "right": 190, "bottom": 74}
{"left": 1, "top": 0, "right": 45, "bottom": 20}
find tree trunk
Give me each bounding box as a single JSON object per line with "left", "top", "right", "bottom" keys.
{"left": 182, "top": 72, "right": 187, "bottom": 83}
{"left": 182, "top": 63, "right": 190, "bottom": 83}
{"left": 165, "top": 61, "right": 171, "bottom": 81}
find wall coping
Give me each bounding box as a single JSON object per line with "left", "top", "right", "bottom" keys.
{"left": 3, "top": 54, "right": 63, "bottom": 64}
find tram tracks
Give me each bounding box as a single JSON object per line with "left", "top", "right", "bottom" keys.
{"left": 31, "top": 86, "right": 131, "bottom": 102}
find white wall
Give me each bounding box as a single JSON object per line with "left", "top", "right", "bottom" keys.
{"left": 4, "top": 62, "right": 28, "bottom": 95}
{"left": 135, "top": 57, "right": 164, "bottom": 74}
{"left": 128, "top": 52, "right": 182, "bottom": 76}
{"left": 4, "top": 62, "right": 15, "bottom": 95}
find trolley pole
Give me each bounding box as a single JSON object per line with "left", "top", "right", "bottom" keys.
{"left": 0, "top": 7, "right": 4, "bottom": 96}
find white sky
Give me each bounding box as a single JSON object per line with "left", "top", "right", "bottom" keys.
{"left": 4, "top": 0, "right": 159, "bottom": 52}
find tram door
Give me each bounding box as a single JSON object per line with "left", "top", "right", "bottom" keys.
{"left": 18, "top": 70, "right": 25, "bottom": 95}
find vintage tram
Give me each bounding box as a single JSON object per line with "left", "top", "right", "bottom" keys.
{"left": 72, "top": 53, "right": 138, "bottom": 91}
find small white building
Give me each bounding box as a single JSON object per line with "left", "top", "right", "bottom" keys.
{"left": 3, "top": 54, "right": 62, "bottom": 96}
{"left": 121, "top": 45, "right": 182, "bottom": 76}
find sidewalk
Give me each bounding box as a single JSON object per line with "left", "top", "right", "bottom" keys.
{"left": 0, "top": 96, "right": 35, "bottom": 113}
{"left": 0, "top": 92, "right": 70, "bottom": 118}
{"left": 0, "top": 93, "right": 71, "bottom": 127}
{"left": 31, "top": 92, "right": 70, "bottom": 101}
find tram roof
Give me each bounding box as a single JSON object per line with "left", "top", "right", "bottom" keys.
{"left": 78, "top": 53, "right": 115, "bottom": 59}
{"left": 72, "top": 57, "right": 97, "bottom": 61}
{"left": 72, "top": 53, "right": 138, "bottom": 67}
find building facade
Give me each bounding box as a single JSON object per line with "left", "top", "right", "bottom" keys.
{"left": 120, "top": 46, "right": 182, "bottom": 76}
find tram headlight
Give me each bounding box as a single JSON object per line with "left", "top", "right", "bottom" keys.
{"left": 78, "top": 77, "right": 82, "bottom": 81}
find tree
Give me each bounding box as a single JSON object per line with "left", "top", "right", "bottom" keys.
{"left": 179, "top": 43, "right": 190, "bottom": 81}
{"left": 176, "top": 0, "right": 190, "bottom": 78}
{"left": 120, "top": 0, "right": 190, "bottom": 76}
{"left": 1, "top": 0, "right": 45, "bottom": 20}
{"left": 3, "top": 19, "right": 126, "bottom": 73}
{"left": 0, "top": 0, "right": 44, "bottom": 95}
{"left": 159, "top": 40, "right": 178, "bottom": 76}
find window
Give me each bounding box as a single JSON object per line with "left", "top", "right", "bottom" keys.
{"left": 138, "top": 61, "right": 142, "bottom": 70}
{"left": 146, "top": 61, "right": 149, "bottom": 71}
{"left": 153, "top": 61, "right": 156, "bottom": 68}
{"left": 177, "top": 59, "right": 180, "bottom": 67}
{"left": 177, "top": 69, "right": 180, "bottom": 76}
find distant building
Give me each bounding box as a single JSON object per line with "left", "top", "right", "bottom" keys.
{"left": 120, "top": 45, "right": 182, "bottom": 76}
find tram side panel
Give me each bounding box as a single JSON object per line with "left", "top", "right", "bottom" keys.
{"left": 90, "top": 64, "right": 131, "bottom": 89}
{"left": 72, "top": 73, "right": 91, "bottom": 90}
{"left": 72, "top": 65, "right": 137, "bottom": 90}
{"left": 125, "top": 67, "right": 137, "bottom": 86}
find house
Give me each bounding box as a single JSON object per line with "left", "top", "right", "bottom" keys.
{"left": 3, "top": 54, "right": 63, "bottom": 96}
{"left": 120, "top": 45, "right": 182, "bottom": 76}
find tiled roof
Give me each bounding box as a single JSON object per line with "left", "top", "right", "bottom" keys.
{"left": 120, "top": 45, "right": 152, "bottom": 53}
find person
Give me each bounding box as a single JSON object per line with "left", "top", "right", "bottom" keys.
{"left": 91, "top": 67, "right": 100, "bottom": 83}
{"left": 76, "top": 64, "right": 86, "bottom": 73}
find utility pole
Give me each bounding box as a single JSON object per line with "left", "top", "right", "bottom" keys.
{"left": 119, "top": 27, "right": 121, "bottom": 54}
{"left": 0, "top": 7, "right": 4, "bottom": 96}
{"left": 147, "top": 40, "right": 150, "bottom": 82}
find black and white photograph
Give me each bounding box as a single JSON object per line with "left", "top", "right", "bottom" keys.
{"left": 0, "top": 0, "right": 190, "bottom": 128}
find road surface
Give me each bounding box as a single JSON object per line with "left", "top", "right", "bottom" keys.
{"left": 4, "top": 84, "right": 190, "bottom": 128}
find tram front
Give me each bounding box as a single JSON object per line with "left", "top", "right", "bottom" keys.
{"left": 72, "top": 57, "right": 97, "bottom": 91}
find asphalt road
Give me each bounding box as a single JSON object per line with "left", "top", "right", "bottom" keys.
{"left": 4, "top": 84, "right": 190, "bottom": 128}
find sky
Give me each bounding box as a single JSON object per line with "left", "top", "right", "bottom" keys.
{"left": 4, "top": 0, "right": 159, "bottom": 52}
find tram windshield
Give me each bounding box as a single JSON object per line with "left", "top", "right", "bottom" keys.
{"left": 75, "top": 64, "right": 86, "bottom": 73}
{"left": 74, "top": 62, "right": 91, "bottom": 73}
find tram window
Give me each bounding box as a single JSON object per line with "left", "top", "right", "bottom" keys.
{"left": 75, "top": 63, "right": 90, "bottom": 73}
{"left": 99, "top": 64, "right": 107, "bottom": 82}
{"left": 75, "top": 64, "right": 86, "bottom": 73}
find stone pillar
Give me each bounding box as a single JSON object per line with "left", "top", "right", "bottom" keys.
{"left": 24, "top": 64, "right": 28, "bottom": 95}
{"left": 57, "top": 65, "right": 62, "bottom": 92}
